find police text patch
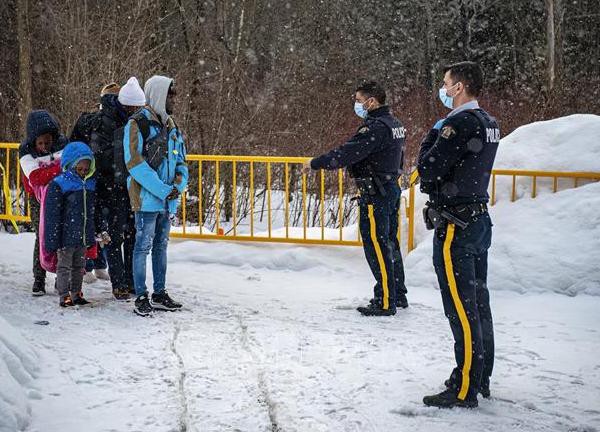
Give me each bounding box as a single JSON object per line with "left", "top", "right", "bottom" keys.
{"left": 440, "top": 125, "right": 456, "bottom": 139}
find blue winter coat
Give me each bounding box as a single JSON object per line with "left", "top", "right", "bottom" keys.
{"left": 122, "top": 107, "right": 188, "bottom": 214}
{"left": 44, "top": 142, "right": 97, "bottom": 252}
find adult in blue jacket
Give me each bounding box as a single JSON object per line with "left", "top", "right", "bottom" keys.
{"left": 123, "top": 75, "right": 188, "bottom": 316}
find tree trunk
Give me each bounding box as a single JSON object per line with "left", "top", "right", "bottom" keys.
{"left": 546, "top": 0, "right": 556, "bottom": 91}
{"left": 16, "top": 0, "right": 32, "bottom": 133}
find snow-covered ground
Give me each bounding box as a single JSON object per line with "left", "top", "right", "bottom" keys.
{"left": 1, "top": 114, "right": 600, "bottom": 431}
{"left": 1, "top": 197, "right": 599, "bottom": 432}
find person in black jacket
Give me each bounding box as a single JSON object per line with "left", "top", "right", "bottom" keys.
{"left": 303, "top": 81, "right": 407, "bottom": 316}
{"left": 418, "top": 62, "right": 500, "bottom": 409}
{"left": 70, "top": 79, "right": 145, "bottom": 300}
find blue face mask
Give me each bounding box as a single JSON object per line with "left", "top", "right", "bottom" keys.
{"left": 438, "top": 82, "right": 460, "bottom": 109}
{"left": 354, "top": 101, "right": 368, "bottom": 119}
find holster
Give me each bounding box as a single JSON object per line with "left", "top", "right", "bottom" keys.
{"left": 423, "top": 204, "right": 469, "bottom": 231}
{"left": 355, "top": 178, "right": 378, "bottom": 196}
{"left": 423, "top": 207, "right": 445, "bottom": 230}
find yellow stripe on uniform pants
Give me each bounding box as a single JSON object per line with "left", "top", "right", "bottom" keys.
{"left": 443, "top": 223, "right": 472, "bottom": 400}
{"left": 368, "top": 204, "right": 389, "bottom": 310}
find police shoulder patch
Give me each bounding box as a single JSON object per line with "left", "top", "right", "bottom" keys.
{"left": 358, "top": 126, "right": 370, "bottom": 134}
{"left": 440, "top": 125, "right": 456, "bottom": 139}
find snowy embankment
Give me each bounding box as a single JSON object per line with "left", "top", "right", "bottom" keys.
{"left": 0, "top": 114, "right": 599, "bottom": 432}
{"left": 408, "top": 113, "right": 600, "bottom": 297}
{"left": 0, "top": 316, "right": 39, "bottom": 431}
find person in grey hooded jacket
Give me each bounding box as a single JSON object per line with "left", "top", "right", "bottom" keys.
{"left": 122, "top": 75, "right": 189, "bottom": 316}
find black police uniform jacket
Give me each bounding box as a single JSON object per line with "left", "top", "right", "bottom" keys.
{"left": 417, "top": 106, "right": 500, "bottom": 208}
{"left": 310, "top": 106, "right": 405, "bottom": 179}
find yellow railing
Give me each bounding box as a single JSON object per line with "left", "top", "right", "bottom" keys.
{"left": 490, "top": 169, "right": 600, "bottom": 205}
{"left": 2, "top": 141, "right": 599, "bottom": 253}
{"left": 170, "top": 154, "right": 417, "bottom": 250}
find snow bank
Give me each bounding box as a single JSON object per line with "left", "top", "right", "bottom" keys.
{"left": 406, "top": 181, "right": 600, "bottom": 296}
{"left": 0, "top": 315, "right": 39, "bottom": 432}
{"left": 170, "top": 237, "right": 360, "bottom": 273}
{"left": 495, "top": 114, "right": 600, "bottom": 171}
{"left": 406, "top": 114, "right": 600, "bottom": 296}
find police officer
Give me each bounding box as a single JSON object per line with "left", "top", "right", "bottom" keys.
{"left": 418, "top": 62, "right": 500, "bottom": 408}
{"left": 302, "top": 81, "right": 407, "bottom": 316}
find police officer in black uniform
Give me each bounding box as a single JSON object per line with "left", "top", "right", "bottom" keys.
{"left": 418, "top": 62, "right": 500, "bottom": 408}
{"left": 303, "top": 81, "right": 408, "bottom": 316}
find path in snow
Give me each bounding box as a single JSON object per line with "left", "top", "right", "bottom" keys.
{"left": 0, "top": 234, "right": 599, "bottom": 432}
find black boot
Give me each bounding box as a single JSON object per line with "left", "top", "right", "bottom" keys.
{"left": 112, "top": 287, "right": 131, "bottom": 301}
{"left": 423, "top": 389, "right": 478, "bottom": 408}
{"left": 369, "top": 295, "right": 408, "bottom": 310}
{"left": 357, "top": 303, "right": 396, "bottom": 316}
{"left": 445, "top": 374, "right": 490, "bottom": 399}
{"left": 396, "top": 293, "right": 409, "bottom": 309}
{"left": 32, "top": 279, "right": 46, "bottom": 297}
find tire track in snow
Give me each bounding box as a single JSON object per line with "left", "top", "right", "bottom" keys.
{"left": 236, "top": 314, "right": 281, "bottom": 432}
{"left": 170, "top": 323, "right": 191, "bottom": 432}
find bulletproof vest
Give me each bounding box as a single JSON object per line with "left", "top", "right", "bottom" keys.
{"left": 372, "top": 115, "right": 406, "bottom": 175}
{"left": 438, "top": 108, "right": 500, "bottom": 206}
{"left": 350, "top": 114, "right": 406, "bottom": 179}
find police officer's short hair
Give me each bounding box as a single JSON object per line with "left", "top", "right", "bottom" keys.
{"left": 443, "top": 62, "right": 483, "bottom": 97}
{"left": 355, "top": 81, "right": 386, "bottom": 104}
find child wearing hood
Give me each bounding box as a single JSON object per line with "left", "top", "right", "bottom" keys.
{"left": 44, "top": 141, "right": 107, "bottom": 307}
{"left": 18, "top": 110, "right": 67, "bottom": 296}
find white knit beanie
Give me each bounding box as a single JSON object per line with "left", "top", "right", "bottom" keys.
{"left": 118, "top": 77, "right": 146, "bottom": 106}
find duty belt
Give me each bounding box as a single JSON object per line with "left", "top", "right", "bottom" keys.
{"left": 423, "top": 202, "right": 488, "bottom": 230}
{"left": 355, "top": 173, "right": 399, "bottom": 197}
{"left": 447, "top": 202, "right": 488, "bottom": 218}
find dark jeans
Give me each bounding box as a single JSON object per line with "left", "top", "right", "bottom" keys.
{"left": 29, "top": 197, "right": 46, "bottom": 283}
{"left": 56, "top": 246, "right": 86, "bottom": 300}
{"left": 432, "top": 212, "right": 495, "bottom": 401}
{"left": 358, "top": 182, "right": 406, "bottom": 310}
{"left": 104, "top": 205, "right": 136, "bottom": 290}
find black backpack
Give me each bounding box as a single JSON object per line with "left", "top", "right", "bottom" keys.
{"left": 71, "top": 111, "right": 116, "bottom": 180}
{"left": 113, "top": 113, "right": 170, "bottom": 185}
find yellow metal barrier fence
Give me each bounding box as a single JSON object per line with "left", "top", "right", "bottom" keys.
{"left": 170, "top": 154, "right": 416, "bottom": 250}
{"left": 2, "top": 141, "right": 600, "bottom": 253}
